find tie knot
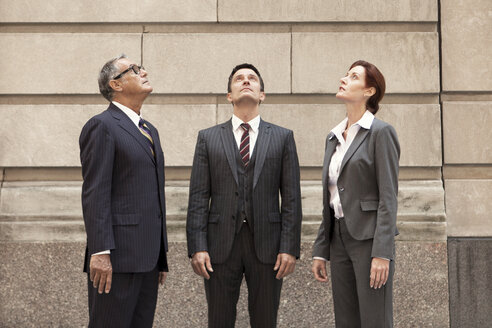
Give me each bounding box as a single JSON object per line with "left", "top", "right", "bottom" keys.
{"left": 139, "top": 118, "right": 145, "bottom": 127}
{"left": 240, "top": 123, "right": 251, "bottom": 132}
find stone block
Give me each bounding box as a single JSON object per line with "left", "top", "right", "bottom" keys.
{"left": 292, "top": 32, "right": 439, "bottom": 94}
{"left": 218, "top": 0, "right": 437, "bottom": 22}
{"left": 143, "top": 33, "right": 291, "bottom": 94}
{"left": 441, "top": 0, "right": 492, "bottom": 91}
{"left": 0, "top": 0, "right": 216, "bottom": 22}
{"left": 0, "top": 34, "right": 141, "bottom": 94}
{"left": 0, "top": 241, "right": 449, "bottom": 327}
{"left": 0, "top": 104, "right": 215, "bottom": 167}
{"left": 445, "top": 179, "right": 492, "bottom": 237}
{"left": 218, "top": 103, "right": 442, "bottom": 167}
{"left": 448, "top": 238, "right": 492, "bottom": 328}
{"left": 443, "top": 102, "right": 492, "bottom": 164}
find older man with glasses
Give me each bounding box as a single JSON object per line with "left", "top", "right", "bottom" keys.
{"left": 79, "top": 54, "right": 168, "bottom": 328}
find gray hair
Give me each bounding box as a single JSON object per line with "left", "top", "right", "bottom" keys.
{"left": 98, "top": 54, "right": 127, "bottom": 101}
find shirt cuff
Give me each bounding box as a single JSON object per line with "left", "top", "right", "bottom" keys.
{"left": 313, "top": 256, "right": 328, "bottom": 262}
{"left": 92, "top": 250, "right": 110, "bottom": 256}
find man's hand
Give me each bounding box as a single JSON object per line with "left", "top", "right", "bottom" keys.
{"left": 370, "top": 257, "right": 390, "bottom": 289}
{"left": 159, "top": 272, "right": 167, "bottom": 286}
{"left": 191, "top": 251, "right": 213, "bottom": 280}
{"left": 90, "top": 254, "right": 112, "bottom": 294}
{"left": 274, "top": 253, "right": 296, "bottom": 280}
{"left": 311, "top": 259, "right": 328, "bottom": 282}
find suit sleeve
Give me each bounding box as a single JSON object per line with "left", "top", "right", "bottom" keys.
{"left": 79, "top": 118, "right": 116, "bottom": 255}
{"left": 372, "top": 124, "right": 400, "bottom": 260}
{"left": 279, "top": 130, "right": 302, "bottom": 258}
{"left": 186, "top": 131, "right": 211, "bottom": 257}
{"left": 312, "top": 135, "right": 331, "bottom": 260}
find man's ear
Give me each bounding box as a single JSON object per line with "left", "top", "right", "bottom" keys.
{"left": 109, "top": 80, "right": 123, "bottom": 93}
{"left": 259, "top": 91, "right": 266, "bottom": 104}
{"left": 226, "top": 92, "right": 233, "bottom": 104}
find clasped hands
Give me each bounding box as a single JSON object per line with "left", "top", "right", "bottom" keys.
{"left": 191, "top": 251, "right": 296, "bottom": 280}
{"left": 311, "top": 257, "right": 390, "bottom": 289}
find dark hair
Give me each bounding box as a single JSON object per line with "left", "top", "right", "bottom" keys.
{"left": 349, "top": 60, "right": 385, "bottom": 114}
{"left": 98, "top": 54, "right": 127, "bottom": 101}
{"left": 227, "top": 63, "right": 264, "bottom": 93}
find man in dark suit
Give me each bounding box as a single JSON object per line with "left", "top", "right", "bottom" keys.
{"left": 186, "top": 63, "right": 302, "bottom": 327}
{"left": 80, "top": 54, "right": 168, "bottom": 328}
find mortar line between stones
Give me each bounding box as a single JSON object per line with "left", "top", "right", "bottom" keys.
{"left": 290, "top": 26, "right": 293, "bottom": 94}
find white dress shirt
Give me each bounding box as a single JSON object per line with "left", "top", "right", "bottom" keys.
{"left": 91, "top": 101, "right": 143, "bottom": 256}
{"left": 231, "top": 114, "right": 260, "bottom": 153}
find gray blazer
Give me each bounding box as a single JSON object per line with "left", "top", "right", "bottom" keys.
{"left": 312, "top": 118, "right": 400, "bottom": 260}
{"left": 186, "top": 119, "right": 302, "bottom": 264}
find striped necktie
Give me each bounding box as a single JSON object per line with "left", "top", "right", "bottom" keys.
{"left": 138, "top": 118, "right": 155, "bottom": 157}
{"left": 240, "top": 123, "right": 251, "bottom": 166}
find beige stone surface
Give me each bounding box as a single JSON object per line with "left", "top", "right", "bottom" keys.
{"left": 443, "top": 102, "right": 492, "bottom": 164}
{"left": 441, "top": 0, "right": 492, "bottom": 91}
{"left": 292, "top": 32, "right": 439, "bottom": 94}
{"left": 218, "top": 0, "right": 437, "bottom": 22}
{"left": 0, "top": 33, "right": 141, "bottom": 94}
{"left": 143, "top": 105, "right": 217, "bottom": 166}
{"left": 0, "top": 104, "right": 215, "bottom": 167}
{"left": 446, "top": 179, "right": 492, "bottom": 237}
{"left": 0, "top": 0, "right": 216, "bottom": 22}
{"left": 218, "top": 103, "right": 441, "bottom": 167}
{"left": 143, "top": 33, "right": 291, "bottom": 94}
{"left": 0, "top": 180, "right": 445, "bottom": 241}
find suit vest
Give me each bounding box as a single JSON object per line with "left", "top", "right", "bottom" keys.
{"left": 235, "top": 147, "right": 256, "bottom": 234}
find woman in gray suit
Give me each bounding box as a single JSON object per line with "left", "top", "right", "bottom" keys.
{"left": 311, "top": 60, "right": 400, "bottom": 328}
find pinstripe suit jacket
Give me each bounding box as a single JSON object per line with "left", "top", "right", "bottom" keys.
{"left": 80, "top": 103, "right": 168, "bottom": 273}
{"left": 312, "top": 118, "right": 400, "bottom": 261}
{"left": 186, "top": 119, "right": 302, "bottom": 264}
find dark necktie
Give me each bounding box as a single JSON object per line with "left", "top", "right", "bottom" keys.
{"left": 138, "top": 118, "right": 155, "bottom": 157}
{"left": 240, "top": 123, "right": 251, "bottom": 166}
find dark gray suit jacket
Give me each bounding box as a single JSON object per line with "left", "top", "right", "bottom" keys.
{"left": 80, "top": 103, "right": 168, "bottom": 273}
{"left": 313, "top": 118, "right": 400, "bottom": 261}
{"left": 186, "top": 119, "right": 302, "bottom": 264}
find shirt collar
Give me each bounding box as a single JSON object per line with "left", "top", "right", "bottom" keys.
{"left": 331, "top": 110, "right": 375, "bottom": 136}
{"left": 232, "top": 114, "right": 261, "bottom": 133}
{"left": 112, "top": 101, "right": 141, "bottom": 127}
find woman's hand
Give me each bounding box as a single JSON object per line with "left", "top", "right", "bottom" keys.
{"left": 370, "top": 257, "right": 389, "bottom": 289}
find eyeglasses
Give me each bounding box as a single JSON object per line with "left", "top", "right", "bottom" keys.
{"left": 113, "top": 65, "right": 144, "bottom": 80}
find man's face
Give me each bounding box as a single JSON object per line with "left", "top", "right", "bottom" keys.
{"left": 227, "top": 68, "right": 265, "bottom": 106}
{"left": 113, "top": 58, "right": 153, "bottom": 96}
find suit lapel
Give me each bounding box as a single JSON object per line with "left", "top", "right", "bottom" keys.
{"left": 253, "top": 120, "right": 271, "bottom": 190}
{"left": 339, "top": 127, "right": 370, "bottom": 174}
{"left": 220, "top": 120, "right": 239, "bottom": 185}
{"left": 109, "top": 104, "right": 156, "bottom": 164}
{"left": 322, "top": 132, "right": 338, "bottom": 187}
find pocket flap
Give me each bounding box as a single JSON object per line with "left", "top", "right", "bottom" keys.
{"left": 269, "top": 212, "right": 281, "bottom": 223}
{"left": 360, "top": 200, "right": 379, "bottom": 211}
{"left": 208, "top": 214, "right": 220, "bottom": 223}
{"left": 113, "top": 214, "right": 139, "bottom": 225}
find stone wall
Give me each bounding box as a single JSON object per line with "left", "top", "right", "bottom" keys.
{"left": 0, "top": 0, "right": 489, "bottom": 327}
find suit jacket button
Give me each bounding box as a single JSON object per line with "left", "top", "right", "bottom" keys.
{"left": 235, "top": 192, "right": 239, "bottom": 196}
{"left": 232, "top": 215, "right": 236, "bottom": 220}
{"left": 339, "top": 187, "right": 344, "bottom": 192}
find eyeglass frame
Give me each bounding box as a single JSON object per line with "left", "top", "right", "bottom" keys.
{"left": 113, "top": 64, "right": 144, "bottom": 80}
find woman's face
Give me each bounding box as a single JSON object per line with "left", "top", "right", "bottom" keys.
{"left": 336, "top": 65, "right": 373, "bottom": 103}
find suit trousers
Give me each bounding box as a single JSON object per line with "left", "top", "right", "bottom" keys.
{"left": 87, "top": 265, "right": 159, "bottom": 328}
{"left": 330, "top": 218, "right": 394, "bottom": 328}
{"left": 204, "top": 224, "right": 283, "bottom": 328}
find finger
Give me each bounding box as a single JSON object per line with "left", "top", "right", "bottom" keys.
{"left": 93, "top": 271, "right": 101, "bottom": 289}
{"left": 98, "top": 273, "right": 106, "bottom": 294}
{"left": 374, "top": 269, "right": 382, "bottom": 289}
{"left": 105, "top": 272, "right": 112, "bottom": 294}
{"left": 159, "top": 272, "right": 167, "bottom": 286}
{"left": 191, "top": 262, "right": 201, "bottom": 276}
{"left": 274, "top": 256, "right": 281, "bottom": 271}
{"left": 205, "top": 257, "right": 213, "bottom": 273}
{"left": 285, "top": 261, "right": 296, "bottom": 276}
{"left": 382, "top": 268, "right": 389, "bottom": 286}
{"left": 319, "top": 264, "right": 328, "bottom": 281}
{"left": 200, "top": 262, "right": 210, "bottom": 280}
{"left": 370, "top": 269, "right": 375, "bottom": 288}
{"left": 276, "top": 260, "right": 287, "bottom": 279}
